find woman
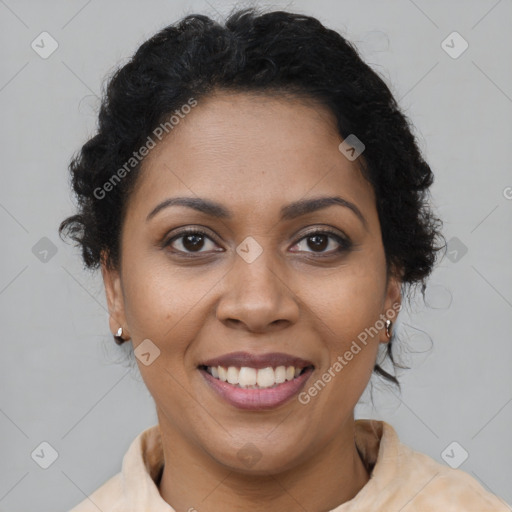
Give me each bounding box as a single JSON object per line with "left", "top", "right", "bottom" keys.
{"left": 60, "top": 7, "right": 509, "bottom": 511}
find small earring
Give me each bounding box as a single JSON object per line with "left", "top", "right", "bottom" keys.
{"left": 385, "top": 319, "right": 392, "bottom": 340}
{"left": 114, "top": 327, "right": 125, "bottom": 345}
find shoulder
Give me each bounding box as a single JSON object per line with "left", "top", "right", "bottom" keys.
{"left": 394, "top": 440, "right": 510, "bottom": 511}
{"left": 68, "top": 472, "right": 125, "bottom": 512}
{"left": 351, "top": 420, "right": 510, "bottom": 511}
{"left": 67, "top": 424, "right": 164, "bottom": 512}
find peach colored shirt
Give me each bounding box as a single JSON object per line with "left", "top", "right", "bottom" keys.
{"left": 69, "top": 419, "right": 511, "bottom": 511}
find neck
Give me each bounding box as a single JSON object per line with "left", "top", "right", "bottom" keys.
{"left": 157, "top": 413, "right": 370, "bottom": 512}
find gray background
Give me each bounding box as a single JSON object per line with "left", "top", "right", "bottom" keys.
{"left": 1, "top": 0, "right": 511, "bottom": 510}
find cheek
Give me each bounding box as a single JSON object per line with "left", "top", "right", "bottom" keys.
{"left": 307, "top": 254, "right": 387, "bottom": 335}
{"left": 121, "top": 263, "right": 208, "bottom": 405}
{"left": 302, "top": 255, "right": 387, "bottom": 385}
{"left": 121, "top": 258, "right": 219, "bottom": 349}
{"left": 298, "top": 272, "right": 384, "bottom": 425}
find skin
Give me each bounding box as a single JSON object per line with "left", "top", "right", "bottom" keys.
{"left": 102, "top": 91, "right": 401, "bottom": 512}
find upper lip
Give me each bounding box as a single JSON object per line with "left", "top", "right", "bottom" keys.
{"left": 200, "top": 351, "right": 314, "bottom": 370}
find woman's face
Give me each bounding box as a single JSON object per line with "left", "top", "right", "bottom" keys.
{"left": 103, "top": 91, "right": 401, "bottom": 474}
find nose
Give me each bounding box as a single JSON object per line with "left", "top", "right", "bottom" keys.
{"left": 215, "top": 252, "right": 300, "bottom": 333}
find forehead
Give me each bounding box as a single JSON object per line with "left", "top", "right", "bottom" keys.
{"left": 126, "top": 91, "right": 376, "bottom": 224}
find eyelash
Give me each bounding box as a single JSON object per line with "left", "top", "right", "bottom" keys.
{"left": 163, "top": 227, "right": 352, "bottom": 258}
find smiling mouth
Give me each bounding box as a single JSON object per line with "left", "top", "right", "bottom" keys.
{"left": 198, "top": 364, "right": 314, "bottom": 389}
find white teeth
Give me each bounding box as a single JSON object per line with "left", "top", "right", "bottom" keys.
{"left": 226, "top": 366, "right": 239, "bottom": 385}
{"left": 275, "top": 366, "right": 286, "bottom": 384}
{"left": 205, "top": 364, "right": 308, "bottom": 388}
{"left": 256, "top": 367, "right": 275, "bottom": 388}
{"left": 218, "top": 366, "right": 227, "bottom": 382}
{"left": 238, "top": 367, "right": 257, "bottom": 387}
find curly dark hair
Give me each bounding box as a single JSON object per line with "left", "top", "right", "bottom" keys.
{"left": 59, "top": 7, "right": 446, "bottom": 388}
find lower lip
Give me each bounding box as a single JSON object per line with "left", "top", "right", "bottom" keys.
{"left": 199, "top": 367, "right": 314, "bottom": 410}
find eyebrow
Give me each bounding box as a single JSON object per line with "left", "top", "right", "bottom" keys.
{"left": 146, "top": 195, "right": 368, "bottom": 229}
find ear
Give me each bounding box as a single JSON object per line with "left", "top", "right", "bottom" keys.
{"left": 100, "top": 252, "right": 129, "bottom": 338}
{"left": 381, "top": 268, "right": 402, "bottom": 343}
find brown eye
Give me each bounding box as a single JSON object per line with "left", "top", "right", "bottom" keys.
{"left": 164, "top": 227, "right": 351, "bottom": 257}
{"left": 291, "top": 230, "right": 351, "bottom": 255}
{"left": 165, "top": 229, "right": 220, "bottom": 254}
{"left": 182, "top": 233, "right": 206, "bottom": 251}
{"left": 307, "top": 234, "right": 329, "bottom": 252}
